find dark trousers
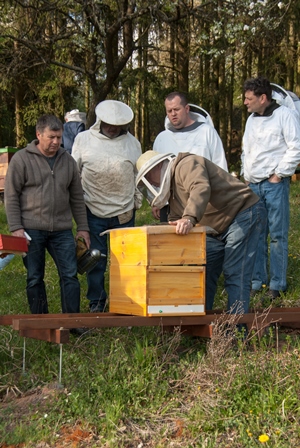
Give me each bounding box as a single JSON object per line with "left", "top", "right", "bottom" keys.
{"left": 23, "top": 229, "right": 80, "bottom": 314}
{"left": 159, "top": 205, "right": 169, "bottom": 223}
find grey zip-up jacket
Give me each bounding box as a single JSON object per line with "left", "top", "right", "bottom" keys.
{"left": 5, "top": 140, "right": 89, "bottom": 233}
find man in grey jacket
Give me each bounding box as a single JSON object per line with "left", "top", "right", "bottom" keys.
{"left": 5, "top": 114, "right": 90, "bottom": 315}
{"left": 136, "top": 150, "right": 266, "bottom": 315}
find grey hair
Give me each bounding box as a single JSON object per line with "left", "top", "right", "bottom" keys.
{"left": 36, "top": 115, "right": 63, "bottom": 133}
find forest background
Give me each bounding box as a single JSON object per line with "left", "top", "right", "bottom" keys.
{"left": 0, "top": 0, "right": 299, "bottom": 172}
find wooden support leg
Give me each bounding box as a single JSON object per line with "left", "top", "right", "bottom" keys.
{"left": 58, "top": 343, "right": 63, "bottom": 387}
{"left": 18, "top": 328, "right": 70, "bottom": 344}
{"left": 180, "top": 324, "right": 214, "bottom": 338}
{"left": 22, "top": 338, "right": 26, "bottom": 375}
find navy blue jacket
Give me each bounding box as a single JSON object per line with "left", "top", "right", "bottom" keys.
{"left": 62, "top": 121, "right": 85, "bottom": 153}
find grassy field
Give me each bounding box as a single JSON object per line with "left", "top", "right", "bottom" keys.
{"left": 1, "top": 184, "right": 300, "bottom": 447}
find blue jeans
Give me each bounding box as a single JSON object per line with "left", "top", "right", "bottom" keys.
{"left": 86, "top": 207, "right": 135, "bottom": 311}
{"left": 249, "top": 177, "right": 290, "bottom": 291}
{"left": 23, "top": 229, "right": 80, "bottom": 314}
{"left": 206, "top": 201, "right": 267, "bottom": 314}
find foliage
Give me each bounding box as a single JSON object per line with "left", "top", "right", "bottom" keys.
{"left": 0, "top": 0, "right": 299, "bottom": 149}
{"left": 1, "top": 183, "right": 300, "bottom": 446}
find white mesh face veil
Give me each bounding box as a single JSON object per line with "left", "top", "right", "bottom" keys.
{"left": 151, "top": 158, "right": 174, "bottom": 208}
{"left": 136, "top": 152, "right": 176, "bottom": 206}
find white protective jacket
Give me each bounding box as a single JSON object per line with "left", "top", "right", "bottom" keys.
{"left": 241, "top": 105, "right": 300, "bottom": 183}
{"left": 153, "top": 111, "right": 228, "bottom": 171}
{"left": 72, "top": 120, "right": 142, "bottom": 218}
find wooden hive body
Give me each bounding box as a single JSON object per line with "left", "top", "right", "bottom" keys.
{"left": 0, "top": 147, "right": 19, "bottom": 192}
{"left": 109, "top": 225, "right": 206, "bottom": 316}
{"left": 0, "top": 234, "right": 28, "bottom": 255}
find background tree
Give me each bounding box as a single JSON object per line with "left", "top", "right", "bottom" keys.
{"left": 0, "top": 0, "right": 298, "bottom": 170}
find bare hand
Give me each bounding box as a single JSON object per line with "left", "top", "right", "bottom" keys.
{"left": 151, "top": 206, "right": 160, "bottom": 220}
{"left": 11, "top": 229, "right": 31, "bottom": 246}
{"left": 268, "top": 174, "right": 282, "bottom": 183}
{"left": 76, "top": 231, "right": 91, "bottom": 249}
{"left": 169, "top": 218, "right": 193, "bottom": 235}
{"left": 12, "top": 229, "right": 26, "bottom": 238}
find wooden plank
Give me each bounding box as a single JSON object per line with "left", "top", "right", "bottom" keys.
{"left": 110, "top": 264, "right": 148, "bottom": 313}
{"left": 0, "top": 234, "right": 28, "bottom": 252}
{"left": 3, "top": 308, "right": 300, "bottom": 336}
{"left": 0, "top": 312, "right": 118, "bottom": 326}
{"left": 110, "top": 265, "right": 205, "bottom": 316}
{"left": 10, "top": 310, "right": 300, "bottom": 332}
{"left": 147, "top": 231, "right": 206, "bottom": 265}
{"left": 148, "top": 267, "right": 205, "bottom": 303}
{"left": 12, "top": 315, "right": 216, "bottom": 330}
{"left": 18, "top": 328, "right": 70, "bottom": 343}
{"left": 109, "top": 228, "right": 148, "bottom": 266}
{"left": 109, "top": 225, "right": 206, "bottom": 266}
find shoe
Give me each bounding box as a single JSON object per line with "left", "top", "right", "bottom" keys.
{"left": 250, "top": 289, "right": 261, "bottom": 298}
{"left": 266, "top": 289, "right": 281, "bottom": 300}
{"left": 90, "top": 304, "right": 103, "bottom": 313}
{"left": 70, "top": 327, "right": 89, "bottom": 336}
{"left": 261, "top": 289, "right": 284, "bottom": 308}
{"left": 89, "top": 301, "right": 105, "bottom": 313}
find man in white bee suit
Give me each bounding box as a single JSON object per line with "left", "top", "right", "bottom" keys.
{"left": 153, "top": 91, "right": 228, "bottom": 221}
{"left": 72, "top": 100, "right": 142, "bottom": 312}
{"left": 242, "top": 76, "right": 300, "bottom": 301}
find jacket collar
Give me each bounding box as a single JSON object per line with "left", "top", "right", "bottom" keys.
{"left": 253, "top": 100, "right": 280, "bottom": 117}
{"left": 27, "top": 140, "right": 65, "bottom": 159}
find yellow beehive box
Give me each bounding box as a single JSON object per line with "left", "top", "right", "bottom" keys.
{"left": 110, "top": 264, "right": 205, "bottom": 316}
{"left": 109, "top": 225, "right": 206, "bottom": 316}
{"left": 109, "top": 225, "right": 206, "bottom": 266}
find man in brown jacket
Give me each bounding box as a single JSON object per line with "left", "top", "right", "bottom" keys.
{"left": 136, "top": 150, "right": 266, "bottom": 315}
{"left": 5, "top": 114, "right": 90, "bottom": 315}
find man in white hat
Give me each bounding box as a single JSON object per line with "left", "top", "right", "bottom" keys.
{"left": 62, "top": 109, "right": 86, "bottom": 154}
{"left": 72, "top": 100, "right": 142, "bottom": 312}
{"left": 136, "top": 150, "right": 266, "bottom": 316}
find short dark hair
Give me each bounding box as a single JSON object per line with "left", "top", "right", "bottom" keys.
{"left": 36, "top": 114, "right": 63, "bottom": 133}
{"left": 165, "top": 91, "right": 189, "bottom": 106}
{"left": 243, "top": 76, "right": 272, "bottom": 101}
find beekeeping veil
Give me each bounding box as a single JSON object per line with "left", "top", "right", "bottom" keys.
{"left": 271, "top": 83, "right": 300, "bottom": 117}
{"left": 136, "top": 151, "right": 176, "bottom": 209}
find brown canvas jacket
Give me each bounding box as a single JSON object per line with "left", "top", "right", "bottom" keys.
{"left": 169, "top": 153, "right": 259, "bottom": 234}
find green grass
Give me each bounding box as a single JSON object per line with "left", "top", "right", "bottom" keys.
{"left": 1, "top": 188, "right": 300, "bottom": 447}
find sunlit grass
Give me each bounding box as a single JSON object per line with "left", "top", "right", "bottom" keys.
{"left": 1, "top": 184, "right": 300, "bottom": 446}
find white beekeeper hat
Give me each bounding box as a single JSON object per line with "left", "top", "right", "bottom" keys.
{"left": 136, "top": 151, "right": 175, "bottom": 205}
{"left": 271, "top": 83, "right": 300, "bottom": 116}
{"left": 95, "top": 100, "right": 134, "bottom": 125}
{"left": 66, "top": 109, "right": 86, "bottom": 123}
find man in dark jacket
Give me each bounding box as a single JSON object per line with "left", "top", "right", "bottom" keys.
{"left": 136, "top": 150, "right": 267, "bottom": 315}
{"left": 62, "top": 109, "right": 86, "bottom": 153}
{"left": 5, "top": 114, "right": 90, "bottom": 314}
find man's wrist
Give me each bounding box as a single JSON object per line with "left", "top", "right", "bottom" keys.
{"left": 184, "top": 218, "right": 195, "bottom": 226}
